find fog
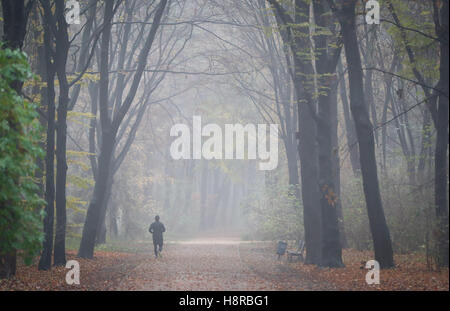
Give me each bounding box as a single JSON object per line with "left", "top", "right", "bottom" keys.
{"left": 0, "top": 0, "right": 448, "bottom": 290}
{"left": 67, "top": 0, "right": 286, "bottom": 243}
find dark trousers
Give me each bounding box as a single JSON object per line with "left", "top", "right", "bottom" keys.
{"left": 153, "top": 239, "right": 163, "bottom": 257}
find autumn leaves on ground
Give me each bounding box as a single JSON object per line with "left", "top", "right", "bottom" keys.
{"left": 0, "top": 235, "right": 448, "bottom": 291}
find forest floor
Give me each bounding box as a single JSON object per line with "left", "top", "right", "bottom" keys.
{"left": 0, "top": 235, "right": 448, "bottom": 291}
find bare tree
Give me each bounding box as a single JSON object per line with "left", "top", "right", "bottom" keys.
{"left": 78, "top": 0, "right": 169, "bottom": 258}
{"left": 328, "top": 0, "right": 394, "bottom": 268}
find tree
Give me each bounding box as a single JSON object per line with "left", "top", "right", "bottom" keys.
{"left": 0, "top": 0, "right": 42, "bottom": 279}
{"left": 312, "top": 0, "right": 344, "bottom": 267}
{"left": 38, "top": 0, "right": 101, "bottom": 266}
{"left": 267, "top": 0, "right": 323, "bottom": 265}
{"left": 328, "top": 0, "right": 395, "bottom": 268}
{"left": 433, "top": 0, "right": 449, "bottom": 267}
{"left": 0, "top": 45, "right": 44, "bottom": 279}
{"left": 78, "top": 0, "right": 169, "bottom": 258}
{"left": 337, "top": 60, "right": 360, "bottom": 175}
{"left": 267, "top": 0, "right": 345, "bottom": 267}
{"left": 37, "top": 1, "right": 56, "bottom": 271}
{"left": 386, "top": 0, "right": 448, "bottom": 267}
{"left": 1, "top": 0, "right": 31, "bottom": 50}
{"left": 81, "top": 0, "right": 194, "bottom": 244}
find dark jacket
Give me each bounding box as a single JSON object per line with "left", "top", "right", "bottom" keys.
{"left": 149, "top": 221, "right": 165, "bottom": 242}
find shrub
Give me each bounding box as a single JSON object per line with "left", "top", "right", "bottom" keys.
{"left": 0, "top": 46, "right": 44, "bottom": 265}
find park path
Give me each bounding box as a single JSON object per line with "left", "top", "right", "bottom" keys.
{"left": 115, "top": 236, "right": 331, "bottom": 291}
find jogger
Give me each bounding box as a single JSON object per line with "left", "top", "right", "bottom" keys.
{"left": 149, "top": 215, "right": 166, "bottom": 258}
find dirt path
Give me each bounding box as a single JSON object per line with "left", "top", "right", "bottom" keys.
{"left": 115, "top": 238, "right": 331, "bottom": 291}
{"left": 3, "top": 237, "right": 446, "bottom": 291}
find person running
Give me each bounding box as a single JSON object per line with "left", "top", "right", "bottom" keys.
{"left": 149, "top": 215, "right": 166, "bottom": 258}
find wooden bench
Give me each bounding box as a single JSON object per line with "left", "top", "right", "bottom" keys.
{"left": 287, "top": 240, "right": 305, "bottom": 263}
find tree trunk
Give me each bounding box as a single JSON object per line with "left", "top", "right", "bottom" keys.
{"left": 330, "top": 78, "right": 348, "bottom": 249}
{"left": 96, "top": 212, "right": 107, "bottom": 245}
{"left": 53, "top": 87, "right": 69, "bottom": 266}
{"left": 380, "top": 73, "right": 393, "bottom": 173}
{"left": 339, "top": 1, "right": 394, "bottom": 268}
{"left": 285, "top": 137, "right": 300, "bottom": 187}
{"left": 96, "top": 176, "right": 113, "bottom": 245}
{"left": 38, "top": 27, "right": 56, "bottom": 270}
{"left": 109, "top": 199, "right": 119, "bottom": 239}
{"left": 296, "top": 92, "right": 322, "bottom": 265}
{"left": 0, "top": 0, "right": 28, "bottom": 50}
{"left": 360, "top": 25, "right": 378, "bottom": 145}
{"left": 0, "top": 252, "right": 16, "bottom": 279}
{"left": 313, "top": 0, "right": 343, "bottom": 267}
{"left": 417, "top": 109, "right": 432, "bottom": 179}
{"left": 338, "top": 60, "right": 360, "bottom": 175}
{"left": 78, "top": 133, "right": 115, "bottom": 258}
{"left": 435, "top": 0, "right": 449, "bottom": 267}
{"left": 268, "top": 0, "right": 323, "bottom": 265}
{"left": 53, "top": 0, "right": 70, "bottom": 266}
{"left": 78, "top": 0, "right": 116, "bottom": 258}
{"left": 316, "top": 90, "right": 344, "bottom": 267}
{"left": 78, "top": 0, "right": 168, "bottom": 257}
